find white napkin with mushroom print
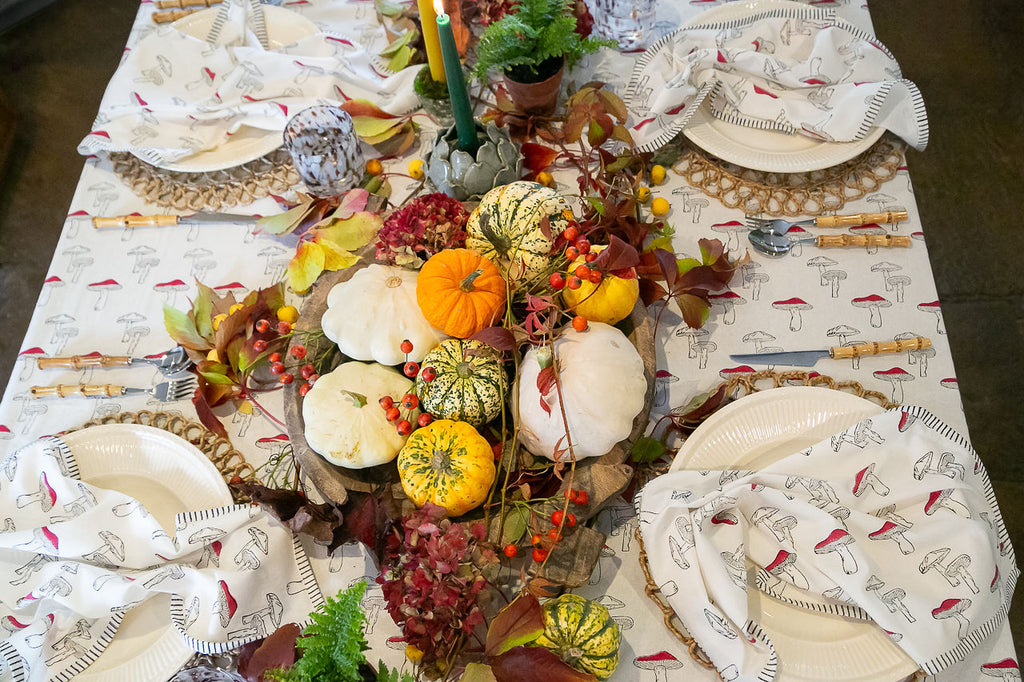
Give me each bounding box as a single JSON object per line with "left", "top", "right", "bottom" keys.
{"left": 77, "top": 0, "right": 417, "bottom": 167}
{"left": 624, "top": 5, "right": 928, "bottom": 153}
{"left": 636, "top": 406, "right": 1018, "bottom": 682}
{"left": 0, "top": 435, "right": 323, "bottom": 682}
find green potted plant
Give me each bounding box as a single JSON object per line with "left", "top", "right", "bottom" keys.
{"left": 473, "top": 0, "right": 610, "bottom": 114}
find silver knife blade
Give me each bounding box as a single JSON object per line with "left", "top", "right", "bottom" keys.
{"left": 185, "top": 212, "right": 259, "bottom": 225}
{"left": 728, "top": 349, "right": 831, "bottom": 367}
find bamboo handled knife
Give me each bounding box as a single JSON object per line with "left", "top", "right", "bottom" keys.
{"left": 729, "top": 337, "right": 931, "bottom": 367}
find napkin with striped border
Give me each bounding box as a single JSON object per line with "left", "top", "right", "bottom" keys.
{"left": 636, "top": 406, "right": 1017, "bottom": 682}
{"left": 624, "top": 5, "right": 928, "bottom": 153}
{"left": 0, "top": 435, "right": 322, "bottom": 682}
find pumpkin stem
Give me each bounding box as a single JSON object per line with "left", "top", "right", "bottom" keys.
{"left": 459, "top": 269, "right": 483, "bottom": 292}
{"left": 339, "top": 390, "right": 368, "bottom": 408}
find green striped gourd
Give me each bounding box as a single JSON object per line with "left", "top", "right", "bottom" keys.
{"left": 534, "top": 593, "right": 620, "bottom": 680}
{"left": 415, "top": 338, "right": 508, "bottom": 426}
{"left": 465, "top": 181, "right": 574, "bottom": 279}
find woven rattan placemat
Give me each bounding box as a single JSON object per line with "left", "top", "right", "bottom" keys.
{"left": 73, "top": 410, "right": 259, "bottom": 504}
{"left": 670, "top": 134, "right": 907, "bottom": 217}
{"left": 109, "top": 150, "right": 300, "bottom": 212}
{"left": 634, "top": 370, "right": 925, "bottom": 680}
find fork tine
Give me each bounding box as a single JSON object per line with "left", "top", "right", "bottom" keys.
{"left": 744, "top": 216, "right": 772, "bottom": 229}
{"left": 168, "top": 377, "right": 197, "bottom": 400}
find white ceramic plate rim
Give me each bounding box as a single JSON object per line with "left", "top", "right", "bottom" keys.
{"left": 153, "top": 6, "right": 318, "bottom": 173}
{"left": 670, "top": 387, "right": 919, "bottom": 682}
{"left": 60, "top": 423, "right": 232, "bottom": 682}
{"left": 679, "top": 0, "right": 885, "bottom": 172}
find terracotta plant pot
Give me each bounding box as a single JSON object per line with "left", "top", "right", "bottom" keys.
{"left": 503, "top": 59, "right": 564, "bottom": 116}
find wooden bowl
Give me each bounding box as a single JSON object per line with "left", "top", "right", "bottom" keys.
{"left": 283, "top": 253, "right": 657, "bottom": 506}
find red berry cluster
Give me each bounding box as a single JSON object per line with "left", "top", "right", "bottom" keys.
{"left": 547, "top": 225, "right": 592, "bottom": 333}
{"left": 502, "top": 488, "right": 589, "bottom": 561}
{"left": 377, "top": 340, "right": 436, "bottom": 436}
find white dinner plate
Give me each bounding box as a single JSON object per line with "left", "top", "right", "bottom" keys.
{"left": 671, "top": 387, "right": 919, "bottom": 682}
{"left": 679, "top": 0, "right": 885, "bottom": 172}
{"left": 61, "top": 424, "right": 233, "bottom": 682}
{"left": 154, "top": 6, "right": 319, "bottom": 173}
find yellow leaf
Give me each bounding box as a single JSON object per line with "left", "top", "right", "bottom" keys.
{"left": 318, "top": 240, "right": 360, "bottom": 271}
{"left": 288, "top": 241, "right": 326, "bottom": 292}
{"left": 258, "top": 196, "right": 315, "bottom": 235}
{"left": 351, "top": 115, "right": 406, "bottom": 140}
{"left": 315, "top": 211, "right": 382, "bottom": 250}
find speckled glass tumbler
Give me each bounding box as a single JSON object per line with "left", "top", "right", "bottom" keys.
{"left": 587, "top": 0, "right": 656, "bottom": 51}
{"left": 283, "top": 105, "right": 364, "bottom": 198}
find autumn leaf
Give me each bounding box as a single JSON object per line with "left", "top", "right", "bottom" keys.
{"left": 237, "top": 623, "right": 300, "bottom": 682}
{"left": 192, "top": 281, "right": 215, "bottom": 339}
{"left": 491, "top": 647, "right": 597, "bottom": 682}
{"left": 288, "top": 241, "right": 326, "bottom": 292}
{"left": 380, "top": 28, "right": 417, "bottom": 57}
{"left": 163, "top": 304, "right": 208, "bottom": 351}
{"left": 470, "top": 326, "right": 517, "bottom": 352}
{"left": 520, "top": 142, "right": 558, "bottom": 173}
{"left": 676, "top": 291, "right": 712, "bottom": 329}
{"left": 316, "top": 211, "right": 382, "bottom": 250}
{"left": 340, "top": 98, "right": 403, "bottom": 120}
{"left": 331, "top": 188, "right": 370, "bottom": 220}
{"left": 460, "top": 663, "right": 498, "bottom": 682}
{"left": 317, "top": 240, "right": 360, "bottom": 271}
{"left": 258, "top": 195, "right": 315, "bottom": 236}
{"left": 352, "top": 115, "right": 407, "bottom": 140}
{"left": 485, "top": 594, "right": 545, "bottom": 657}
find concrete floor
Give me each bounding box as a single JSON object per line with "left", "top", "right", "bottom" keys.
{"left": 1, "top": 0, "right": 1021, "bottom": 662}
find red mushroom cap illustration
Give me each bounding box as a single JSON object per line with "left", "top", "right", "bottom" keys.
{"left": 917, "top": 300, "right": 940, "bottom": 311}
{"left": 931, "top": 597, "right": 968, "bottom": 619}
{"left": 41, "top": 526, "right": 59, "bottom": 551}
{"left": 155, "top": 279, "right": 188, "bottom": 289}
{"left": 256, "top": 434, "right": 290, "bottom": 448}
{"left": 815, "top": 528, "right": 851, "bottom": 552}
{"left": 19, "top": 347, "right": 45, "bottom": 357}
{"left": 924, "top": 489, "right": 949, "bottom": 515}
{"left": 711, "top": 511, "right": 738, "bottom": 525}
{"left": 219, "top": 579, "right": 238, "bottom": 618}
{"left": 853, "top": 294, "right": 891, "bottom": 305}
{"left": 868, "top": 521, "right": 902, "bottom": 539}
{"left": 772, "top": 297, "right": 810, "bottom": 308}
{"left": 981, "top": 658, "right": 1019, "bottom": 677}
{"left": 5, "top": 615, "right": 30, "bottom": 629}
{"left": 42, "top": 472, "right": 57, "bottom": 508}
{"left": 720, "top": 366, "right": 755, "bottom": 377}
{"left": 635, "top": 651, "right": 682, "bottom": 667}
{"left": 765, "top": 549, "right": 795, "bottom": 573}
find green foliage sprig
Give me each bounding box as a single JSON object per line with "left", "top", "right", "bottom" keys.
{"left": 473, "top": 0, "right": 611, "bottom": 80}
{"left": 269, "top": 582, "right": 373, "bottom": 682}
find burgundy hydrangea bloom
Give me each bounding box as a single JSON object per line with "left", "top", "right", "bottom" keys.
{"left": 375, "top": 193, "right": 468, "bottom": 266}
{"left": 378, "top": 504, "right": 489, "bottom": 668}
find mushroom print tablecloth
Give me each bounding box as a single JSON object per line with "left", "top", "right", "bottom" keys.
{"left": 0, "top": 0, "right": 1017, "bottom": 681}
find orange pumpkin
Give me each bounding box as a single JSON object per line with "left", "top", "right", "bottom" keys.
{"left": 416, "top": 249, "right": 507, "bottom": 338}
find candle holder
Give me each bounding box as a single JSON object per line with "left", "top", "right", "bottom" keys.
{"left": 413, "top": 65, "right": 455, "bottom": 127}
{"left": 425, "top": 121, "right": 522, "bottom": 201}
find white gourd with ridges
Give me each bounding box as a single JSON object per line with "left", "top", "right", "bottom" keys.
{"left": 303, "top": 361, "right": 419, "bottom": 469}
{"left": 517, "top": 323, "right": 646, "bottom": 461}
{"left": 321, "top": 264, "right": 443, "bottom": 366}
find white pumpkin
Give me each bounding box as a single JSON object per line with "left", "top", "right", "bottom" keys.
{"left": 518, "top": 323, "right": 646, "bottom": 461}
{"left": 321, "top": 264, "right": 443, "bottom": 365}
{"left": 303, "top": 361, "right": 419, "bottom": 469}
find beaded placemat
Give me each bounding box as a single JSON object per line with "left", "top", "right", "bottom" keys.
{"left": 634, "top": 370, "right": 925, "bottom": 681}
{"left": 669, "top": 134, "right": 907, "bottom": 217}
{"left": 73, "top": 410, "right": 260, "bottom": 504}
{"left": 109, "top": 150, "right": 300, "bottom": 211}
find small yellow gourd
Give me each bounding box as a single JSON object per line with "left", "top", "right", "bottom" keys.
{"left": 561, "top": 245, "right": 639, "bottom": 325}
{"left": 397, "top": 420, "right": 496, "bottom": 516}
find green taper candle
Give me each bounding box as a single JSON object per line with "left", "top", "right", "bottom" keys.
{"left": 435, "top": 3, "right": 477, "bottom": 151}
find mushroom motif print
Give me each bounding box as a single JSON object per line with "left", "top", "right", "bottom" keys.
{"left": 868, "top": 520, "right": 915, "bottom": 554}
{"left": 814, "top": 528, "right": 859, "bottom": 574}
{"left": 633, "top": 651, "right": 683, "bottom": 681}
{"left": 772, "top": 297, "right": 812, "bottom": 331}
{"left": 931, "top": 598, "right": 972, "bottom": 639}
{"left": 852, "top": 294, "right": 891, "bottom": 328}
{"left": 853, "top": 463, "right": 890, "bottom": 497}
{"left": 979, "top": 658, "right": 1021, "bottom": 681}
{"left": 765, "top": 549, "right": 809, "bottom": 592}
